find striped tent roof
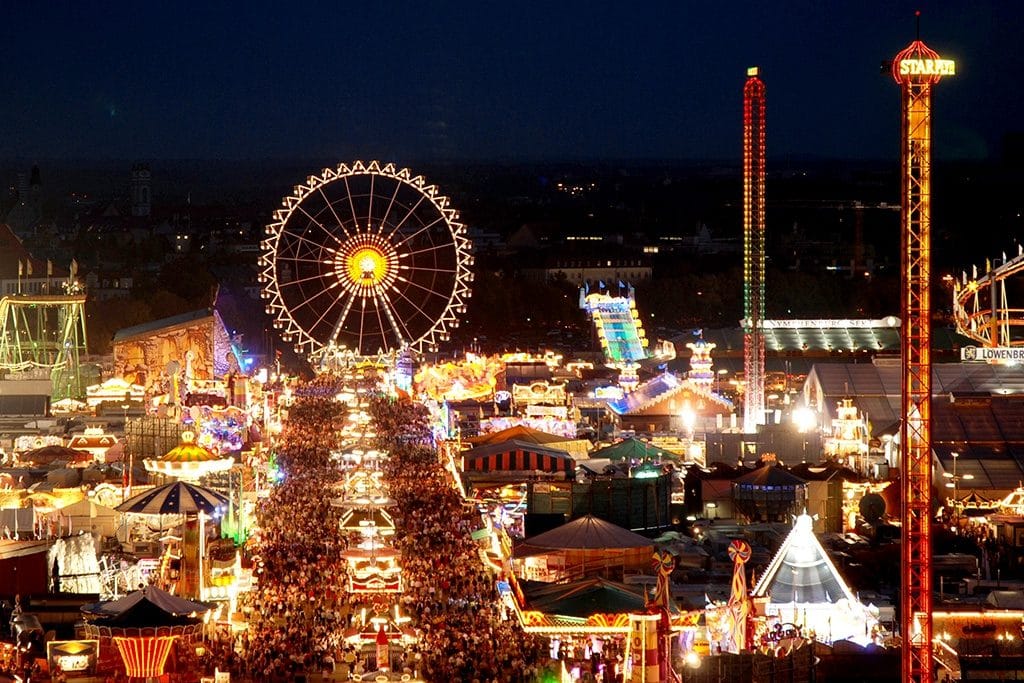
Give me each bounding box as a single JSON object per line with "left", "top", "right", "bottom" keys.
{"left": 115, "top": 481, "right": 228, "bottom": 516}
{"left": 463, "top": 439, "right": 575, "bottom": 474}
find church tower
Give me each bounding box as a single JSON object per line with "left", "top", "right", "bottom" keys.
{"left": 130, "top": 164, "right": 151, "bottom": 217}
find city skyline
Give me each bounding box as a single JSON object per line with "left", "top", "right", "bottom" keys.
{"left": 1, "top": 1, "right": 1020, "bottom": 162}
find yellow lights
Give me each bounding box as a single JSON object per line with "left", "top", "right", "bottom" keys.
{"left": 113, "top": 635, "right": 178, "bottom": 679}
{"left": 747, "top": 66, "right": 759, "bottom": 77}
{"left": 334, "top": 233, "right": 399, "bottom": 297}
{"left": 792, "top": 406, "right": 817, "bottom": 433}
{"left": 348, "top": 247, "right": 389, "bottom": 286}
{"left": 899, "top": 58, "right": 955, "bottom": 77}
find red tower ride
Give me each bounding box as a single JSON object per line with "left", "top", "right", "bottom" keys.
{"left": 892, "top": 35, "right": 954, "bottom": 683}
{"left": 743, "top": 67, "right": 766, "bottom": 435}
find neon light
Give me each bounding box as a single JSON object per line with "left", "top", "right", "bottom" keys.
{"left": 743, "top": 67, "right": 766, "bottom": 433}
{"left": 899, "top": 59, "right": 955, "bottom": 76}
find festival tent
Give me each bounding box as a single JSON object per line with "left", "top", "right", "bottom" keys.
{"left": 83, "top": 585, "right": 211, "bottom": 624}
{"left": 512, "top": 514, "right": 653, "bottom": 581}
{"left": 522, "top": 576, "right": 660, "bottom": 619}
{"left": 469, "top": 424, "right": 592, "bottom": 460}
{"left": 462, "top": 439, "right": 575, "bottom": 475}
{"left": 590, "top": 437, "right": 682, "bottom": 463}
{"left": 21, "top": 445, "right": 92, "bottom": 467}
{"left": 467, "top": 425, "right": 569, "bottom": 446}
{"left": 751, "top": 512, "right": 877, "bottom": 644}
{"left": 50, "top": 498, "right": 123, "bottom": 537}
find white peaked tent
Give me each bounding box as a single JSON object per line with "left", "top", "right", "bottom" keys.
{"left": 752, "top": 512, "right": 877, "bottom": 645}
{"left": 49, "top": 499, "right": 123, "bottom": 538}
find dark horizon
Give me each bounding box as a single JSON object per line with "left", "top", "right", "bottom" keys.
{"left": 1, "top": 2, "right": 1020, "bottom": 163}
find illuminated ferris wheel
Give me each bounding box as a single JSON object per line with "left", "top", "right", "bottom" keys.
{"left": 259, "top": 161, "right": 473, "bottom": 360}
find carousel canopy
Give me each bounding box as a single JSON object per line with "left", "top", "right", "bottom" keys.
{"left": 82, "top": 585, "right": 210, "bottom": 626}
{"left": 590, "top": 437, "right": 681, "bottom": 463}
{"left": 515, "top": 514, "right": 653, "bottom": 556}
{"left": 522, "top": 576, "right": 680, "bottom": 619}
{"left": 733, "top": 463, "right": 807, "bottom": 489}
{"left": 115, "top": 481, "right": 228, "bottom": 516}
{"left": 158, "top": 436, "right": 220, "bottom": 463}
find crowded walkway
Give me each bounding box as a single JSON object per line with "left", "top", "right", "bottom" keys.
{"left": 203, "top": 372, "right": 558, "bottom": 681}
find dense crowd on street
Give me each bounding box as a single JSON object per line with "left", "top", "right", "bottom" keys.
{"left": 197, "top": 372, "right": 563, "bottom": 681}
{"left": 371, "top": 396, "right": 560, "bottom": 682}
{"left": 214, "top": 377, "right": 356, "bottom": 680}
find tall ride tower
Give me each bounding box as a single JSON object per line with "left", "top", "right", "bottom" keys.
{"left": 892, "top": 33, "right": 954, "bottom": 683}
{"left": 742, "top": 67, "right": 766, "bottom": 434}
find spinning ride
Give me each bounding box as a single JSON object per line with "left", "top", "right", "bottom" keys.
{"left": 260, "top": 161, "right": 473, "bottom": 362}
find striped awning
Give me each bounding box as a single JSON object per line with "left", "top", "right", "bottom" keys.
{"left": 115, "top": 481, "right": 228, "bottom": 516}
{"left": 463, "top": 439, "right": 575, "bottom": 474}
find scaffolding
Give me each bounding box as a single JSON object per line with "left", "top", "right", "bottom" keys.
{"left": 0, "top": 293, "right": 88, "bottom": 399}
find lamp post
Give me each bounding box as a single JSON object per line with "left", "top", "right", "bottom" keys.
{"left": 943, "top": 451, "right": 974, "bottom": 529}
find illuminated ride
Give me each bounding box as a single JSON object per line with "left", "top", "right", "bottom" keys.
{"left": 953, "top": 244, "right": 1024, "bottom": 349}
{"left": 0, "top": 292, "right": 88, "bottom": 399}
{"left": 259, "top": 161, "right": 473, "bottom": 364}
{"left": 580, "top": 284, "right": 671, "bottom": 389}
{"left": 892, "top": 33, "right": 955, "bottom": 683}
{"left": 743, "top": 66, "right": 766, "bottom": 434}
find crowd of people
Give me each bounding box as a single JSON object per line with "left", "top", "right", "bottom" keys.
{"left": 371, "top": 396, "right": 561, "bottom": 682}
{"left": 198, "top": 371, "right": 565, "bottom": 681}
{"left": 207, "top": 374, "right": 361, "bottom": 681}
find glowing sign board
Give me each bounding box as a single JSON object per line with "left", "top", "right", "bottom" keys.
{"left": 899, "top": 59, "right": 955, "bottom": 76}
{"left": 962, "top": 346, "right": 1024, "bottom": 364}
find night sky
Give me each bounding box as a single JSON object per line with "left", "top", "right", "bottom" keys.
{"left": 0, "top": 1, "right": 1019, "bottom": 162}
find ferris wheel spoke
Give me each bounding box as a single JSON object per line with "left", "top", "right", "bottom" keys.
{"left": 318, "top": 187, "right": 353, "bottom": 240}
{"left": 377, "top": 176, "right": 403, "bottom": 236}
{"left": 402, "top": 243, "right": 457, "bottom": 257}
{"left": 343, "top": 175, "right": 362, "bottom": 230}
{"left": 389, "top": 282, "right": 443, "bottom": 326}
{"left": 391, "top": 214, "right": 447, "bottom": 250}
{"left": 369, "top": 290, "right": 398, "bottom": 348}
{"left": 280, "top": 282, "right": 341, "bottom": 318}
{"left": 294, "top": 204, "right": 343, "bottom": 246}
{"left": 280, "top": 231, "right": 337, "bottom": 258}
{"left": 367, "top": 173, "right": 376, "bottom": 231}
{"left": 375, "top": 290, "right": 412, "bottom": 345}
{"left": 279, "top": 271, "right": 334, "bottom": 289}
{"left": 280, "top": 255, "right": 335, "bottom": 268}
{"left": 399, "top": 265, "right": 458, "bottom": 275}
{"left": 383, "top": 192, "right": 429, "bottom": 242}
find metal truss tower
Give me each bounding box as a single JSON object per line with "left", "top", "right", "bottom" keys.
{"left": 892, "top": 35, "right": 954, "bottom": 683}
{"left": 0, "top": 293, "right": 89, "bottom": 399}
{"left": 742, "top": 67, "right": 766, "bottom": 434}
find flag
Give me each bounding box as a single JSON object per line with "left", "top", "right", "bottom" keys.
{"left": 26, "top": 260, "right": 32, "bottom": 276}
{"left": 46, "top": 259, "right": 52, "bottom": 276}
{"left": 70, "top": 259, "right": 78, "bottom": 278}
{"left": 17, "top": 260, "right": 22, "bottom": 277}
{"left": 598, "top": 280, "right": 605, "bottom": 289}
{"left": 618, "top": 280, "right": 625, "bottom": 289}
